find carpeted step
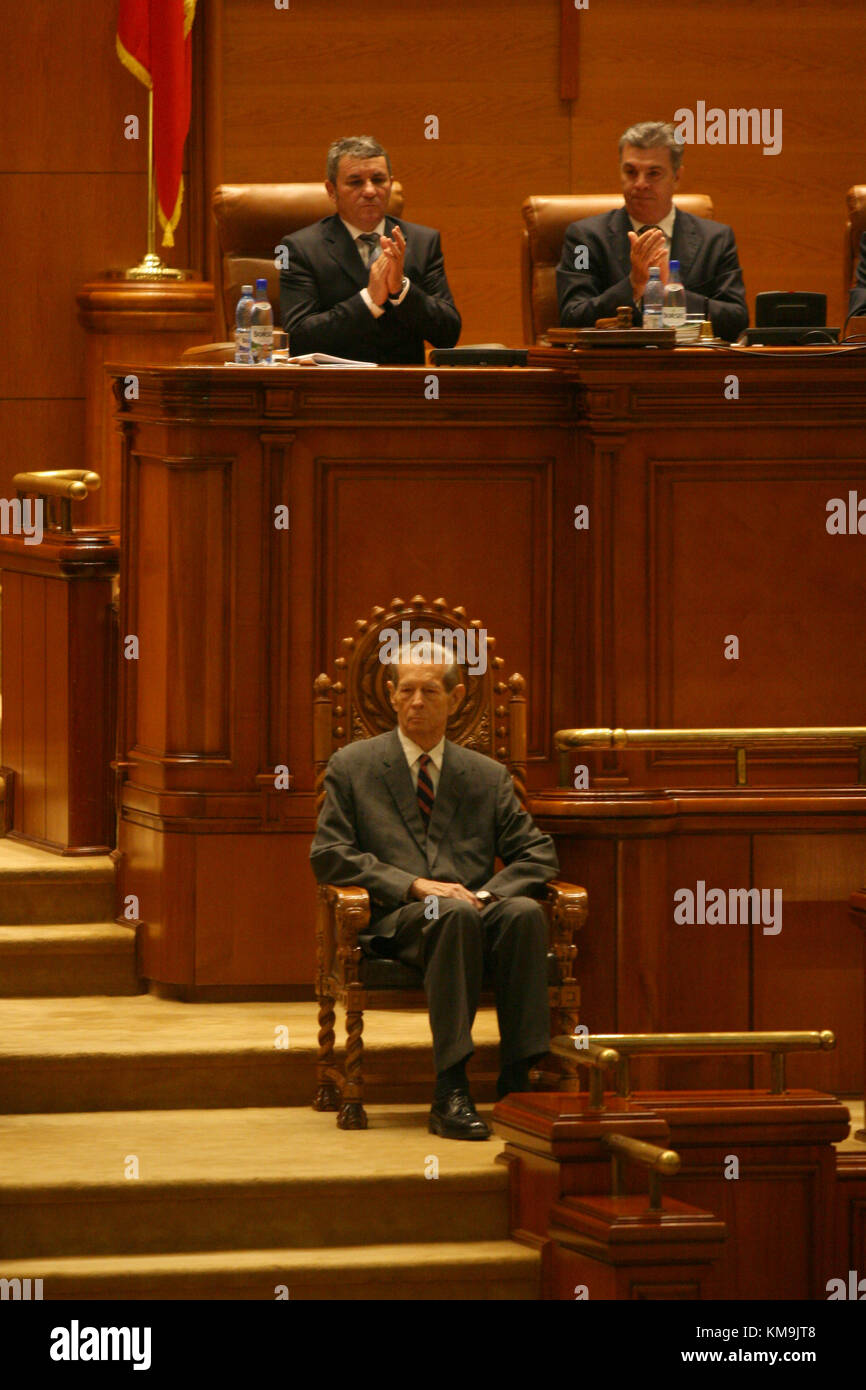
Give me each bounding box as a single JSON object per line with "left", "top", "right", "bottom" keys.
{"left": 0, "top": 1106, "right": 511, "bottom": 1260}
{"left": 0, "top": 997, "right": 501, "bottom": 1112}
{"left": 0, "top": 1240, "right": 540, "bottom": 1300}
{"left": 0, "top": 842, "right": 115, "bottom": 925}
{"left": 0, "top": 924, "right": 140, "bottom": 996}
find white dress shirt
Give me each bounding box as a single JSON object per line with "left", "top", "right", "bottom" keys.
{"left": 339, "top": 215, "right": 410, "bottom": 318}
{"left": 397, "top": 726, "right": 445, "bottom": 796}
{"left": 628, "top": 205, "right": 677, "bottom": 245}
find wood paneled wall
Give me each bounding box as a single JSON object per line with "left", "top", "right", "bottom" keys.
{"left": 0, "top": 1, "right": 193, "bottom": 501}
{"left": 212, "top": 0, "right": 866, "bottom": 343}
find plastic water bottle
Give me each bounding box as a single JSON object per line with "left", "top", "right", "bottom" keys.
{"left": 642, "top": 267, "right": 663, "bottom": 329}
{"left": 234, "top": 284, "right": 254, "bottom": 363}
{"left": 250, "top": 278, "right": 274, "bottom": 364}
{"left": 662, "top": 260, "right": 687, "bottom": 328}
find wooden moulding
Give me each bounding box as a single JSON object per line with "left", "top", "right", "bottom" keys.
{"left": 494, "top": 1089, "right": 850, "bottom": 1300}
{"left": 0, "top": 528, "right": 119, "bottom": 854}
{"left": 547, "top": 1194, "right": 726, "bottom": 1301}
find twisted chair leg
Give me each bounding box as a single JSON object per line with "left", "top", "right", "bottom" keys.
{"left": 337, "top": 1007, "right": 367, "bottom": 1129}
{"left": 313, "top": 991, "right": 341, "bottom": 1111}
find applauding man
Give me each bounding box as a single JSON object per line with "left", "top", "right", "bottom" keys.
{"left": 279, "top": 135, "right": 461, "bottom": 363}
{"left": 556, "top": 120, "right": 748, "bottom": 341}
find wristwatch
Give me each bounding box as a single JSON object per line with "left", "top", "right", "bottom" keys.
{"left": 475, "top": 890, "right": 495, "bottom": 906}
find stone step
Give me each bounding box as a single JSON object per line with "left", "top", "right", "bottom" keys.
{"left": 0, "top": 1240, "right": 540, "bottom": 1300}
{"left": 0, "top": 924, "right": 140, "bottom": 996}
{"left": 0, "top": 1106, "right": 510, "bottom": 1259}
{"left": 0, "top": 997, "right": 500, "bottom": 1112}
{"left": 0, "top": 841, "right": 115, "bottom": 925}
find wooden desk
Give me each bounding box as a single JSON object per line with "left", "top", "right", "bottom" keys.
{"left": 111, "top": 353, "right": 866, "bottom": 1003}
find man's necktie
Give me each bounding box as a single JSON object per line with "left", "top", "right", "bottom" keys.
{"left": 637, "top": 225, "right": 655, "bottom": 236}
{"left": 357, "top": 232, "right": 382, "bottom": 268}
{"left": 417, "top": 753, "right": 435, "bottom": 828}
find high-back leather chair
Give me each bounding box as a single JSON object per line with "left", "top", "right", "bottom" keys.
{"left": 312, "top": 593, "right": 587, "bottom": 1129}
{"left": 211, "top": 181, "right": 405, "bottom": 338}
{"left": 844, "top": 186, "right": 866, "bottom": 319}
{"left": 521, "top": 193, "right": 715, "bottom": 343}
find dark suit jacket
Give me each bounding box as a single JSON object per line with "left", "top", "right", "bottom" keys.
{"left": 849, "top": 231, "right": 866, "bottom": 319}
{"left": 278, "top": 214, "right": 461, "bottom": 364}
{"left": 309, "top": 729, "right": 559, "bottom": 934}
{"left": 556, "top": 206, "right": 749, "bottom": 341}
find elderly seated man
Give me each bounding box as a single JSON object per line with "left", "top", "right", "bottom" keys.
{"left": 310, "top": 640, "right": 558, "bottom": 1139}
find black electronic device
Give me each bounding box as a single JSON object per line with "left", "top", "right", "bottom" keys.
{"left": 744, "top": 325, "right": 840, "bottom": 345}
{"left": 429, "top": 346, "right": 528, "bottom": 366}
{"left": 754, "top": 291, "right": 826, "bottom": 327}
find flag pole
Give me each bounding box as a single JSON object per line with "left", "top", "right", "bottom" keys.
{"left": 126, "top": 89, "right": 185, "bottom": 280}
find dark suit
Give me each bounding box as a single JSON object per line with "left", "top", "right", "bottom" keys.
{"left": 278, "top": 214, "right": 461, "bottom": 364}
{"left": 310, "top": 729, "right": 559, "bottom": 1071}
{"left": 849, "top": 231, "right": 866, "bottom": 319}
{"left": 557, "top": 206, "right": 749, "bottom": 341}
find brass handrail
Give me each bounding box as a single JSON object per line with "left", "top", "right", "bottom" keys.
{"left": 564, "top": 1039, "right": 621, "bottom": 1110}
{"left": 601, "top": 1133, "right": 681, "bottom": 1211}
{"left": 555, "top": 726, "right": 866, "bottom": 785}
{"left": 550, "top": 1029, "right": 835, "bottom": 1098}
{"left": 13, "top": 470, "right": 101, "bottom": 534}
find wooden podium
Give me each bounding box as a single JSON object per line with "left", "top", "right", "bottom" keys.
{"left": 110, "top": 353, "right": 866, "bottom": 998}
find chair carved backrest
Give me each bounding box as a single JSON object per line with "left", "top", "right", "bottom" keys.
{"left": 520, "top": 192, "right": 715, "bottom": 343}
{"left": 211, "top": 181, "right": 405, "bottom": 338}
{"left": 313, "top": 594, "right": 528, "bottom": 810}
{"left": 845, "top": 185, "right": 866, "bottom": 312}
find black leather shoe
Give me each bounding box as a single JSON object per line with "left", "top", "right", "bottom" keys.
{"left": 429, "top": 1089, "right": 491, "bottom": 1141}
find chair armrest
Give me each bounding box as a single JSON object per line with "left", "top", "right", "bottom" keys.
{"left": 544, "top": 879, "right": 588, "bottom": 925}
{"left": 542, "top": 880, "right": 587, "bottom": 989}
{"left": 181, "top": 342, "right": 236, "bottom": 362}
{"left": 317, "top": 884, "right": 371, "bottom": 989}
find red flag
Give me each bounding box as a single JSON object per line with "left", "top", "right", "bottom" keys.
{"left": 117, "top": 0, "right": 197, "bottom": 248}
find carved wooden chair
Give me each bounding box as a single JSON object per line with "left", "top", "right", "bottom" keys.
{"left": 312, "top": 594, "right": 587, "bottom": 1128}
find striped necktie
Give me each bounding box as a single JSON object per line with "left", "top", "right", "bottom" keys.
{"left": 417, "top": 753, "right": 435, "bottom": 828}
{"left": 357, "top": 233, "right": 382, "bottom": 268}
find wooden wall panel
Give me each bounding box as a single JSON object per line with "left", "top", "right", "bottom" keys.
{"left": 753, "top": 834, "right": 864, "bottom": 1094}
{"left": 0, "top": 174, "right": 148, "bottom": 404}
{"left": 316, "top": 450, "right": 553, "bottom": 758}
{"left": 0, "top": 0, "right": 194, "bottom": 491}
{"left": 196, "top": 834, "right": 317, "bottom": 985}
{"left": 0, "top": 3, "right": 157, "bottom": 174}
{"left": 651, "top": 459, "right": 866, "bottom": 729}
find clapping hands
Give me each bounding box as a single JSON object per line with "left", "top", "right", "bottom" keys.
{"left": 367, "top": 224, "right": 407, "bottom": 304}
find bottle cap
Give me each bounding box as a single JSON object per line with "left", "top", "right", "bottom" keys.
{"left": 242, "top": 284, "right": 253, "bottom": 296}
{"left": 255, "top": 277, "right": 268, "bottom": 293}
{"left": 649, "top": 266, "right": 660, "bottom": 276}
{"left": 669, "top": 260, "right": 680, "bottom": 272}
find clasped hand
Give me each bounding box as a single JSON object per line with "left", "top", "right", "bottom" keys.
{"left": 628, "top": 226, "right": 669, "bottom": 299}
{"left": 367, "top": 225, "right": 406, "bottom": 305}
{"left": 410, "top": 877, "right": 484, "bottom": 909}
